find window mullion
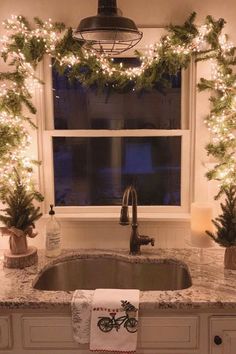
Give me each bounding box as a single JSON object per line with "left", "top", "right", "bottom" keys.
{"left": 45, "top": 129, "right": 189, "bottom": 138}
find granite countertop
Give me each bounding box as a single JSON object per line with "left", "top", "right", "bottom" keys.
{"left": 1, "top": 248, "right": 236, "bottom": 312}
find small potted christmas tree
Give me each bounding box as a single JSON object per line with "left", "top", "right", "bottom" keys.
{"left": 0, "top": 169, "right": 43, "bottom": 268}
{"left": 206, "top": 186, "right": 236, "bottom": 269}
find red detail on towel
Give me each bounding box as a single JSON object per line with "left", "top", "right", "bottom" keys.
{"left": 91, "top": 350, "right": 136, "bottom": 353}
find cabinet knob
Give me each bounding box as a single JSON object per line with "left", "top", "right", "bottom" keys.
{"left": 214, "top": 335, "right": 222, "bottom": 345}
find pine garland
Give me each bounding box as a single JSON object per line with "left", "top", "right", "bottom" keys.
{"left": 0, "top": 12, "right": 236, "bottom": 204}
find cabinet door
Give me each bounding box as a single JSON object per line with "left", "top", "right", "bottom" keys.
{"left": 138, "top": 316, "right": 199, "bottom": 350}
{"left": 210, "top": 316, "right": 236, "bottom": 354}
{"left": 0, "top": 316, "right": 11, "bottom": 349}
{"left": 22, "top": 315, "right": 79, "bottom": 349}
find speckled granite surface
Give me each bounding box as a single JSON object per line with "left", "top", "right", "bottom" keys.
{"left": 1, "top": 248, "right": 236, "bottom": 311}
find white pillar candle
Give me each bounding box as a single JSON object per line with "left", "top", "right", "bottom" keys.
{"left": 190, "top": 202, "right": 214, "bottom": 247}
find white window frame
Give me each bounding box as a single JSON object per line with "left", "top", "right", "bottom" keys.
{"left": 38, "top": 28, "right": 195, "bottom": 218}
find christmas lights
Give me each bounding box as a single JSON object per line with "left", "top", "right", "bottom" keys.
{"left": 0, "top": 12, "right": 236, "bottom": 201}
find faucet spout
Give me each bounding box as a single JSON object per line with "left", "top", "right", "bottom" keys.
{"left": 119, "top": 186, "right": 155, "bottom": 255}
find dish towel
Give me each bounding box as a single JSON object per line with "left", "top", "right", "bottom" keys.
{"left": 90, "top": 288, "right": 140, "bottom": 353}
{"left": 71, "top": 289, "right": 93, "bottom": 344}
{"left": 71, "top": 289, "right": 140, "bottom": 353}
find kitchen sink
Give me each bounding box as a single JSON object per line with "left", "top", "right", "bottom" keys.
{"left": 33, "top": 256, "right": 192, "bottom": 291}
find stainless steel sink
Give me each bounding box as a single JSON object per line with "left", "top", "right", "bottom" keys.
{"left": 33, "top": 256, "right": 192, "bottom": 291}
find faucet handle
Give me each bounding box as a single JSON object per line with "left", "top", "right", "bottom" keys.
{"left": 139, "top": 235, "right": 155, "bottom": 246}
{"left": 119, "top": 206, "right": 130, "bottom": 225}
{"left": 150, "top": 237, "right": 155, "bottom": 246}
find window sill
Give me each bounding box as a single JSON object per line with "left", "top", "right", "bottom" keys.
{"left": 42, "top": 213, "right": 190, "bottom": 223}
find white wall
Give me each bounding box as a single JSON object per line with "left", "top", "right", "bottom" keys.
{"left": 1, "top": 0, "right": 235, "bottom": 250}
{"left": 1, "top": 0, "right": 236, "bottom": 40}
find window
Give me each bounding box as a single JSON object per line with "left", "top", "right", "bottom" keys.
{"left": 42, "top": 55, "right": 191, "bottom": 215}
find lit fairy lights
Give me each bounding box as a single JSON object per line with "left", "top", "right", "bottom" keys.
{"left": 218, "top": 34, "right": 234, "bottom": 53}
{"left": 1, "top": 13, "right": 236, "bottom": 196}
{"left": 0, "top": 16, "right": 43, "bottom": 190}
{"left": 59, "top": 54, "right": 80, "bottom": 67}
{"left": 203, "top": 29, "right": 236, "bottom": 190}
{"left": 192, "top": 24, "right": 212, "bottom": 52}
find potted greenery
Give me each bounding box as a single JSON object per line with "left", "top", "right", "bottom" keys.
{"left": 0, "top": 169, "right": 43, "bottom": 268}
{"left": 206, "top": 186, "right": 236, "bottom": 269}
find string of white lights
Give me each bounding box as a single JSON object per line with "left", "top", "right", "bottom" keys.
{"left": 0, "top": 14, "right": 236, "bottom": 194}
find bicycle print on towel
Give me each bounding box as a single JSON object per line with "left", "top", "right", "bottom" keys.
{"left": 96, "top": 300, "right": 138, "bottom": 333}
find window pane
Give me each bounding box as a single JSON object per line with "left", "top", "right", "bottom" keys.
{"left": 52, "top": 59, "right": 181, "bottom": 130}
{"left": 53, "top": 137, "right": 181, "bottom": 206}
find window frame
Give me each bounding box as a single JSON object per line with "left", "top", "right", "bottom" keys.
{"left": 39, "top": 29, "right": 195, "bottom": 218}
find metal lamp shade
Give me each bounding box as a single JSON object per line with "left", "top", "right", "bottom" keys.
{"left": 74, "top": 0, "right": 142, "bottom": 55}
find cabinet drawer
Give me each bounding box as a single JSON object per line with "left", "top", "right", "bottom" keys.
{"left": 22, "top": 315, "right": 79, "bottom": 349}
{"left": 0, "top": 316, "right": 11, "bottom": 349}
{"left": 210, "top": 316, "right": 236, "bottom": 354}
{"left": 138, "top": 316, "right": 199, "bottom": 349}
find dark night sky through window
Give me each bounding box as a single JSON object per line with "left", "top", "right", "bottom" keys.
{"left": 52, "top": 60, "right": 182, "bottom": 206}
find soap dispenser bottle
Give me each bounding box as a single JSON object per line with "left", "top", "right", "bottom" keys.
{"left": 45, "top": 204, "right": 61, "bottom": 257}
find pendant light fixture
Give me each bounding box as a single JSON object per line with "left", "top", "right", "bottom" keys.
{"left": 74, "top": 0, "right": 143, "bottom": 56}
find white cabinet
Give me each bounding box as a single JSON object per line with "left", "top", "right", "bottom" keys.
{"left": 20, "top": 314, "right": 199, "bottom": 353}
{"left": 210, "top": 316, "right": 236, "bottom": 354}
{"left": 139, "top": 316, "right": 199, "bottom": 350}
{"left": 0, "top": 316, "right": 11, "bottom": 349}
{"left": 1, "top": 312, "right": 236, "bottom": 353}
{"left": 0, "top": 313, "right": 201, "bottom": 353}
{"left": 22, "top": 315, "right": 79, "bottom": 349}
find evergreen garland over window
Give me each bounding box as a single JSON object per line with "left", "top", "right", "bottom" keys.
{"left": 0, "top": 12, "right": 236, "bottom": 202}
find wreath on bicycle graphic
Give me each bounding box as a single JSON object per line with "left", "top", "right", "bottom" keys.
{"left": 97, "top": 300, "right": 138, "bottom": 333}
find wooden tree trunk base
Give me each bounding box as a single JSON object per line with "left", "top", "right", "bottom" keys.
{"left": 224, "top": 246, "right": 236, "bottom": 270}
{"left": 3, "top": 246, "right": 38, "bottom": 269}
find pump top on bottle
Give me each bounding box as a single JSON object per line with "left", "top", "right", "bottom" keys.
{"left": 45, "top": 204, "right": 61, "bottom": 257}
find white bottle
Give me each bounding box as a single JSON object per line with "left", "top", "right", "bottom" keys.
{"left": 45, "top": 205, "right": 61, "bottom": 257}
